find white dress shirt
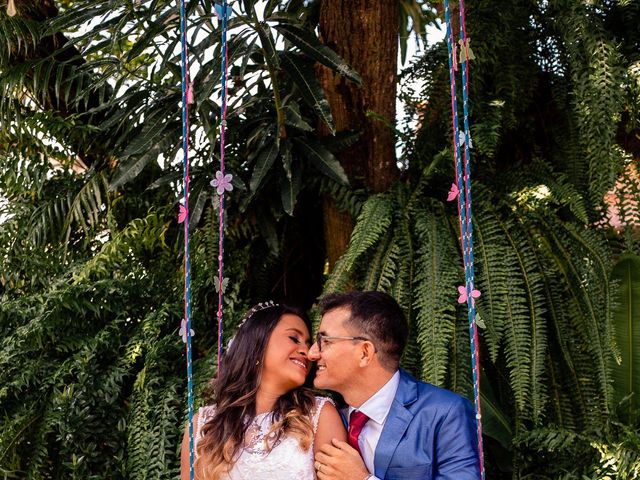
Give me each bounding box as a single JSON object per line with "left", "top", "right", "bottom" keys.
{"left": 348, "top": 370, "right": 400, "bottom": 478}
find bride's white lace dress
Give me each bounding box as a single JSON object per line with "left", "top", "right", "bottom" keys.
{"left": 196, "top": 396, "right": 332, "bottom": 480}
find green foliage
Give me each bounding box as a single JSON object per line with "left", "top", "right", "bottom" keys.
{"left": 611, "top": 254, "right": 640, "bottom": 423}
{"left": 412, "top": 201, "right": 459, "bottom": 385}
{"left": 550, "top": 0, "right": 626, "bottom": 209}
{"left": 2, "top": 0, "right": 640, "bottom": 479}
{"left": 515, "top": 423, "right": 640, "bottom": 479}
{"left": 337, "top": 0, "right": 640, "bottom": 476}
{"left": 324, "top": 169, "right": 618, "bottom": 444}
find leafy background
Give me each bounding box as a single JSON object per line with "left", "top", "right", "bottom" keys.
{"left": 1, "top": 0, "right": 640, "bottom": 478}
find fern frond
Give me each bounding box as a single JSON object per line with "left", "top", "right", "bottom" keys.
{"left": 72, "top": 210, "right": 170, "bottom": 282}
{"left": 315, "top": 177, "right": 366, "bottom": 218}
{"left": 510, "top": 214, "right": 549, "bottom": 425}
{"left": 362, "top": 229, "right": 394, "bottom": 291}
{"left": 371, "top": 236, "right": 401, "bottom": 293}
{"left": 412, "top": 205, "right": 459, "bottom": 385}
{"left": 323, "top": 256, "right": 351, "bottom": 294}
{"left": 474, "top": 198, "right": 537, "bottom": 416}
{"left": 471, "top": 205, "right": 507, "bottom": 363}
{"left": 536, "top": 213, "right": 612, "bottom": 421}
{"left": 553, "top": 1, "right": 626, "bottom": 208}
{"left": 340, "top": 193, "right": 393, "bottom": 272}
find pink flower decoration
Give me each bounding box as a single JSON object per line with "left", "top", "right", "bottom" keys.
{"left": 187, "top": 82, "right": 194, "bottom": 105}
{"left": 179, "top": 318, "right": 195, "bottom": 344}
{"left": 457, "top": 285, "right": 481, "bottom": 305}
{"left": 447, "top": 183, "right": 459, "bottom": 202}
{"left": 210, "top": 171, "right": 234, "bottom": 195}
{"left": 178, "top": 204, "right": 187, "bottom": 224}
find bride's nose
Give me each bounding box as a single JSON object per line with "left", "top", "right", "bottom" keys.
{"left": 297, "top": 343, "right": 309, "bottom": 355}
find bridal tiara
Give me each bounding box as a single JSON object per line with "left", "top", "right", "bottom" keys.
{"left": 226, "top": 301, "right": 279, "bottom": 350}
{"left": 243, "top": 300, "right": 279, "bottom": 323}
{"left": 242, "top": 300, "right": 279, "bottom": 323}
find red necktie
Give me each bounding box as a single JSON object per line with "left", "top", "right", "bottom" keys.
{"left": 348, "top": 410, "right": 370, "bottom": 456}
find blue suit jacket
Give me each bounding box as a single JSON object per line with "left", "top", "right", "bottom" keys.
{"left": 358, "top": 369, "right": 480, "bottom": 480}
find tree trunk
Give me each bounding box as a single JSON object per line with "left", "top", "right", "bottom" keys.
{"left": 318, "top": 0, "right": 399, "bottom": 268}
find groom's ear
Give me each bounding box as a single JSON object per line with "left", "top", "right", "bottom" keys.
{"left": 358, "top": 341, "right": 376, "bottom": 367}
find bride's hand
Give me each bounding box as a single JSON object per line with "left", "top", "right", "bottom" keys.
{"left": 315, "top": 438, "right": 369, "bottom": 480}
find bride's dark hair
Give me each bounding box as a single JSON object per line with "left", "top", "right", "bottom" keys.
{"left": 195, "top": 304, "right": 316, "bottom": 479}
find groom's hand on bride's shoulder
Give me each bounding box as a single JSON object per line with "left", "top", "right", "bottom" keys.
{"left": 315, "top": 438, "right": 370, "bottom": 480}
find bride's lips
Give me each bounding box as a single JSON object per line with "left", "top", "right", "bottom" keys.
{"left": 290, "top": 358, "right": 309, "bottom": 371}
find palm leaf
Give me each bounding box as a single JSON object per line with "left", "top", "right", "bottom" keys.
{"left": 250, "top": 139, "right": 279, "bottom": 192}
{"left": 292, "top": 138, "right": 348, "bottom": 185}
{"left": 610, "top": 253, "right": 640, "bottom": 421}
{"left": 273, "top": 22, "right": 362, "bottom": 84}
{"left": 279, "top": 162, "right": 302, "bottom": 216}
{"left": 280, "top": 52, "right": 335, "bottom": 134}
{"left": 110, "top": 145, "right": 161, "bottom": 191}
{"left": 480, "top": 368, "right": 513, "bottom": 450}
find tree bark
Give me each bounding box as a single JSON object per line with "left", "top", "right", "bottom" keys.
{"left": 318, "top": 0, "right": 400, "bottom": 267}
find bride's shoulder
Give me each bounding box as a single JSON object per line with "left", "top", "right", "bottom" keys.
{"left": 310, "top": 395, "right": 347, "bottom": 444}
{"left": 310, "top": 396, "right": 338, "bottom": 430}
{"left": 313, "top": 395, "right": 336, "bottom": 411}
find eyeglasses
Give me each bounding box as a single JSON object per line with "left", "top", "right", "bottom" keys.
{"left": 315, "top": 332, "right": 372, "bottom": 352}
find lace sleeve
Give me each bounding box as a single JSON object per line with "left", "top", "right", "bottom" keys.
{"left": 311, "top": 396, "right": 335, "bottom": 434}
{"left": 195, "top": 405, "right": 216, "bottom": 451}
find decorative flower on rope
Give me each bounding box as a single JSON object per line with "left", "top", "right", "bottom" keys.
{"left": 447, "top": 183, "right": 459, "bottom": 202}
{"left": 211, "top": 171, "right": 234, "bottom": 195}
{"left": 215, "top": 276, "right": 229, "bottom": 294}
{"left": 179, "top": 318, "right": 195, "bottom": 343}
{"left": 458, "top": 132, "right": 473, "bottom": 149}
{"left": 6, "top": 0, "right": 16, "bottom": 16}
{"left": 213, "top": 3, "right": 233, "bottom": 18}
{"left": 458, "top": 284, "right": 481, "bottom": 305}
{"left": 458, "top": 38, "right": 476, "bottom": 63}
{"left": 187, "top": 82, "right": 194, "bottom": 105}
{"left": 178, "top": 204, "right": 187, "bottom": 223}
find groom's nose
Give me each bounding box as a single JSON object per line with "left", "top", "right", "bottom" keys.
{"left": 308, "top": 341, "right": 320, "bottom": 360}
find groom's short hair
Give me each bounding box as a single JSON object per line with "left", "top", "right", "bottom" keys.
{"left": 320, "top": 291, "right": 408, "bottom": 371}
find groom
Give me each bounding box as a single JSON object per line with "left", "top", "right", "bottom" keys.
{"left": 309, "top": 291, "right": 479, "bottom": 480}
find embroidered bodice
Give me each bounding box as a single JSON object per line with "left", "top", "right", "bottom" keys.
{"left": 196, "top": 396, "right": 332, "bottom": 480}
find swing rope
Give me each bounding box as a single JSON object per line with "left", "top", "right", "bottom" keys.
{"left": 216, "top": 0, "right": 230, "bottom": 374}
{"left": 179, "top": 2, "right": 231, "bottom": 479}
{"left": 179, "top": 1, "right": 483, "bottom": 477}
{"left": 177, "top": 0, "right": 195, "bottom": 477}
{"left": 443, "top": 0, "right": 485, "bottom": 477}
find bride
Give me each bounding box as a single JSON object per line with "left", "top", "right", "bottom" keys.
{"left": 180, "top": 302, "right": 346, "bottom": 479}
